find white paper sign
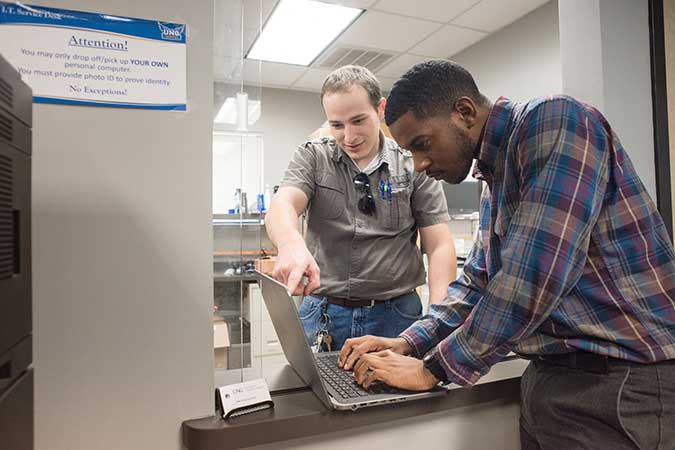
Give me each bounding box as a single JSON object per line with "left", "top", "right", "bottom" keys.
{"left": 0, "top": 2, "right": 186, "bottom": 110}
{"left": 217, "top": 379, "right": 274, "bottom": 419}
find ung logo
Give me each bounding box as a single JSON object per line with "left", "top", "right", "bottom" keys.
{"left": 157, "top": 22, "right": 185, "bottom": 41}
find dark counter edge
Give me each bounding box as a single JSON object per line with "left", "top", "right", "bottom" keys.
{"left": 182, "top": 377, "right": 520, "bottom": 450}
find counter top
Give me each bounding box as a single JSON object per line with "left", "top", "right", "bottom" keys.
{"left": 213, "top": 274, "right": 258, "bottom": 282}
{"left": 183, "top": 357, "right": 528, "bottom": 450}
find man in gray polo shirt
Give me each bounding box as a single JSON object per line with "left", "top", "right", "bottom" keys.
{"left": 265, "top": 65, "right": 455, "bottom": 351}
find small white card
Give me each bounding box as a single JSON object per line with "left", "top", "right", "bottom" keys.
{"left": 217, "top": 378, "right": 274, "bottom": 419}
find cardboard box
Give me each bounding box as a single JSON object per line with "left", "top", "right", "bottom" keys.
{"left": 214, "top": 321, "right": 230, "bottom": 348}
{"left": 214, "top": 317, "right": 230, "bottom": 369}
{"left": 254, "top": 256, "right": 276, "bottom": 275}
{"left": 214, "top": 348, "right": 229, "bottom": 369}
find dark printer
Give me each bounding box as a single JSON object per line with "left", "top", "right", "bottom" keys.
{"left": 0, "top": 53, "right": 33, "bottom": 450}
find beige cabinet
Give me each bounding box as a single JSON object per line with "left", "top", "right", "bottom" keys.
{"left": 249, "top": 283, "right": 288, "bottom": 372}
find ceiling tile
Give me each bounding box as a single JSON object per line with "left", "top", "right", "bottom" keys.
{"left": 292, "top": 68, "right": 398, "bottom": 93}
{"left": 371, "top": 0, "right": 480, "bottom": 23}
{"left": 213, "top": 1, "right": 246, "bottom": 60}
{"left": 214, "top": 0, "right": 274, "bottom": 59}
{"left": 217, "top": 0, "right": 552, "bottom": 94}
{"left": 243, "top": 60, "right": 308, "bottom": 87}
{"left": 338, "top": 10, "right": 442, "bottom": 53}
{"left": 242, "top": 27, "right": 260, "bottom": 57}
{"left": 214, "top": 27, "right": 260, "bottom": 81}
{"left": 243, "top": 0, "right": 277, "bottom": 28}
{"left": 292, "top": 68, "right": 333, "bottom": 91}
{"left": 319, "top": 0, "right": 379, "bottom": 8}
{"left": 376, "top": 53, "right": 433, "bottom": 79}
{"left": 410, "top": 24, "right": 488, "bottom": 58}
{"left": 451, "top": 0, "right": 549, "bottom": 33}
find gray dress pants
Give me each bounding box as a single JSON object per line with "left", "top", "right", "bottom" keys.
{"left": 520, "top": 358, "right": 675, "bottom": 450}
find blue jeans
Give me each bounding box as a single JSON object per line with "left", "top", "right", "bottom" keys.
{"left": 297, "top": 291, "right": 423, "bottom": 351}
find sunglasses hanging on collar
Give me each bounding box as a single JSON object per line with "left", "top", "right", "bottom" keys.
{"left": 353, "top": 172, "right": 376, "bottom": 215}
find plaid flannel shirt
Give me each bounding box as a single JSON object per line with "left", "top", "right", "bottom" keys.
{"left": 400, "top": 96, "right": 675, "bottom": 386}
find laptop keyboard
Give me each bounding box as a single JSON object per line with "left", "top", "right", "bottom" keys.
{"left": 316, "top": 353, "right": 398, "bottom": 398}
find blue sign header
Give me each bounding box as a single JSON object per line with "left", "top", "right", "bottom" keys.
{"left": 0, "top": 2, "right": 186, "bottom": 43}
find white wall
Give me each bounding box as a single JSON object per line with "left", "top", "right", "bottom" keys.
{"left": 30, "top": 1, "right": 214, "bottom": 450}
{"left": 213, "top": 133, "right": 264, "bottom": 213}
{"left": 451, "top": 0, "right": 562, "bottom": 102}
{"left": 258, "top": 87, "right": 325, "bottom": 188}
{"left": 600, "top": 0, "right": 655, "bottom": 200}
{"left": 559, "top": 0, "right": 656, "bottom": 199}
{"left": 558, "top": 0, "right": 605, "bottom": 110}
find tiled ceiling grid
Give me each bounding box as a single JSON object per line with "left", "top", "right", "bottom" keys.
{"left": 214, "top": 0, "right": 550, "bottom": 92}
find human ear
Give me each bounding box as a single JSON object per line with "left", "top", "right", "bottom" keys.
{"left": 377, "top": 97, "right": 386, "bottom": 120}
{"left": 454, "top": 97, "right": 477, "bottom": 128}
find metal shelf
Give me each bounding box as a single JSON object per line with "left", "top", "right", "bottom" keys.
{"left": 214, "top": 274, "right": 259, "bottom": 282}
{"left": 212, "top": 213, "right": 265, "bottom": 226}
{"left": 212, "top": 219, "right": 264, "bottom": 226}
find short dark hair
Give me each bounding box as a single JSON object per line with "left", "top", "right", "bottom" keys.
{"left": 385, "top": 60, "right": 485, "bottom": 126}
{"left": 321, "top": 65, "right": 381, "bottom": 110}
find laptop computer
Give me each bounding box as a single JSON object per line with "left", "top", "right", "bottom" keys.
{"left": 258, "top": 272, "right": 447, "bottom": 411}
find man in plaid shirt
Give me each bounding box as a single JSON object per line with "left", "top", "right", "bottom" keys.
{"left": 339, "top": 60, "right": 675, "bottom": 449}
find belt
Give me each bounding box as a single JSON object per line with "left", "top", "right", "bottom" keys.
{"left": 326, "top": 296, "right": 387, "bottom": 308}
{"left": 533, "top": 352, "right": 675, "bottom": 374}
{"left": 535, "top": 352, "right": 611, "bottom": 374}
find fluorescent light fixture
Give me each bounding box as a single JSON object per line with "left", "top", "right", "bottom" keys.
{"left": 246, "top": 0, "right": 363, "bottom": 66}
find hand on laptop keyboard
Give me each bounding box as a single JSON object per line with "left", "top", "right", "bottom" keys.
{"left": 351, "top": 350, "right": 440, "bottom": 391}
{"left": 318, "top": 353, "right": 402, "bottom": 397}
{"left": 338, "top": 336, "right": 413, "bottom": 371}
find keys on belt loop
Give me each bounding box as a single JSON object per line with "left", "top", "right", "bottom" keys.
{"left": 313, "top": 311, "right": 333, "bottom": 353}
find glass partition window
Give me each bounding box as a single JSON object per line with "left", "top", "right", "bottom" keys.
{"left": 212, "top": 132, "right": 263, "bottom": 215}
{"left": 212, "top": 0, "right": 289, "bottom": 387}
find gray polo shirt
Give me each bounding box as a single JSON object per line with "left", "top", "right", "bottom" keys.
{"left": 280, "top": 134, "right": 449, "bottom": 301}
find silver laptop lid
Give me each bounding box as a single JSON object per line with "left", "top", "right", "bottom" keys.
{"left": 258, "top": 272, "right": 333, "bottom": 409}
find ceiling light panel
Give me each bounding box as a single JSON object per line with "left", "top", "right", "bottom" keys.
{"left": 247, "top": 0, "right": 363, "bottom": 66}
